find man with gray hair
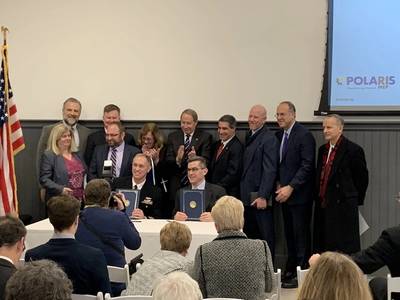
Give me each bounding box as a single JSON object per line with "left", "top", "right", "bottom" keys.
{"left": 165, "top": 109, "right": 212, "bottom": 217}
{"left": 36, "top": 97, "right": 91, "bottom": 173}
{"left": 5, "top": 260, "right": 73, "bottom": 300}
{"left": 0, "top": 216, "right": 26, "bottom": 300}
{"left": 314, "top": 114, "right": 368, "bottom": 254}
{"left": 208, "top": 114, "right": 243, "bottom": 198}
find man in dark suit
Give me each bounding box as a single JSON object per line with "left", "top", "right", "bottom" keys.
{"left": 174, "top": 156, "right": 226, "bottom": 222}
{"left": 275, "top": 101, "right": 315, "bottom": 288}
{"left": 208, "top": 114, "right": 243, "bottom": 199}
{"left": 36, "top": 98, "right": 91, "bottom": 175}
{"left": 88, "top": 121, "right": 140, "bottom": 181}
{"left": 309, "top": 225, "right": 400, "bottom": 300}
{"left": 0, "top": 216, "right": 26, "bottom": 300}
{"left": 240, "top": 104, "right": 279, "bottom": 256}
{"left": 165, "top": 109, "right": 212, "bottom": 217}
{"left": 25, "top": 195, "right": 111, "bottom": 295}
{"left": 314, "top": 114, "right": 368, "bottom": 254}
{"left": 84, "top": 104, "right": 137, "bottom": 165}
{"left": 112, "top": 153, "right": 163, "bottom": 218}
{"left": 352, "top": 225, "right": 400, "bottom": 300}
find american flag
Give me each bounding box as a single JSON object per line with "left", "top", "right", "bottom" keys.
{"left": 0, "top": 43, "right": 25, "bottom": 215}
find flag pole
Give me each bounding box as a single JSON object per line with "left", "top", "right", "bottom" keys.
{"left": 1, "top": 26, "right": 8, "bottom": 46}
{"left": 0, "top": 26, "right": 19, "bottom": 216}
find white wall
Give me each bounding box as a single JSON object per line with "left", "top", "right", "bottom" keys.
{"left": 1, "top": 0, "right": 327, "bottom": 121}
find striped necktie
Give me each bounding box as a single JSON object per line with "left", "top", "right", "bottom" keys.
{"left": 111, "top": 147, "right": 117, "bottom": 178}
{"left": 180, "top": 134, "right": 191, "bottom": 186}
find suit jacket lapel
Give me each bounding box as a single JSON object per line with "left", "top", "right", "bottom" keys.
{"left": 120, "top": 145, "right": 130, "bottom": 175}
{"left": 243, "top": 126, "right": 265, "bottom": 175}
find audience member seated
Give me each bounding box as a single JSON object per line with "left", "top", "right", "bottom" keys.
{"left": 25, "top": 195, "right": 111, "bottom": 295}
{"left": 191, "top": 196, "right": 274, "bottom": 300}
{"left": 351, "top": 224, "right": 400, "bottom": 300}
{"left": 299, "top": 251, "right": 372, "bottom": 300}
{"left": 124, "top": 221, "right": 193, "bottom": 296}
{"left": 88, "top": 121, "right": 140, "bottom": 181}
{"left": 112, "top": 154, "right": 163, "bottom": 219}
{"left": 0, "top": 216, "right": 26, "bottom": 300}
{"left": 84, "top": 104, "right": 137, "bottom": 165}
{"left": 75, "top": 179, "right": 142, "bottom": 295}
{"left": 40, "top": 124, "right": 86, "bottom": 202}
{"left": 153, "top": 271, "right": 203, "bottom": 300}
{"left": 5, "top": 259, "right": 73, "bottom": 300}
{"left": 174, "top": 156, "right": 226, "bottom": 222}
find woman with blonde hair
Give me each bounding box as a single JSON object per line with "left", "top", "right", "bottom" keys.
{"left": 40, "top": 123, "right": 86, "bottom": 201}
{"left": 298, "top": 251, "right": 373, "bottom": 300}
{"left": 124, "top": 221, "right": 193, "bottom": 296}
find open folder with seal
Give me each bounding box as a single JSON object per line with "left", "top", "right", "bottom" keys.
{"left": 180, "top": 190, "right": 205, "bottom": 221}
{"left": 116, "top": 189, "right": 140, "bottom": 217}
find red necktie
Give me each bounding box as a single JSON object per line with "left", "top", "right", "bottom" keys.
{"left": 216, "top": 142, "right": 224, "bottom": 159}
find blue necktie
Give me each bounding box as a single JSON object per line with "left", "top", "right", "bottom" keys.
{"left": 111, "top": 147, "right": 117, "bottom": 178}
{"left": 280, "top": 132, "right": 289, "bottom": 162}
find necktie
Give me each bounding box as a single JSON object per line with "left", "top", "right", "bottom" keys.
{"left": 111, "top": 147, "right": 117, "bottom": 178}
{"left": 180, "top": 134, "right": 191, "bottom": 186}
{"left": 216, "top": 142, "right": 224, "bottom": 159}
{"left": 133, "top": 185, "right": 138, "bottom": 190}
{"left": 280, "top": 131, "right": 289, "bottom": 162}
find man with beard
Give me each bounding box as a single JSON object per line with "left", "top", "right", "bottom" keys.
{"left": 84, "top": 104, "right": 137, "bottom": 165}
{"left": 36, "top": 98, "right": 91, "bottom": 175}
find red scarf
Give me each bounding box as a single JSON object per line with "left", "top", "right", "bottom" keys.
{"left": 318, "top": 136, "right": 343, "bottom": 207}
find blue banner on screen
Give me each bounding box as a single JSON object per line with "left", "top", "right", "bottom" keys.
{"left": 329, "top": 0, "right": 400, "bottom": 110}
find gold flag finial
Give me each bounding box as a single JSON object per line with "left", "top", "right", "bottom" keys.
{"left": 1, "top": 26, "right": 9, "bottom": 45}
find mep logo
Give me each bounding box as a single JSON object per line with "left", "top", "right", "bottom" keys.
{"left": 336, "top": 76, "right": 396, "bottom": 89}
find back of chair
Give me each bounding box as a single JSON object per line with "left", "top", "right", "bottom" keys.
{"left": 297, "top": 266, "right": 309, "bottom": 287}
{"left": 104, "top": 295, "right": 152, "bottom": 300}
{"left": 204, "top": 298, "right": 243, "bottom": 300}
{"left": 273, "top": 268, "right": 281, "bottom": 300}
{"left": 387, "top": 274, "right": 400, "bottom": 300}
{"left": 107, "top": 264, "right": 130, "bottom": 285}
{"left": 71, "top": 291, "right": 103, "bottom": 300}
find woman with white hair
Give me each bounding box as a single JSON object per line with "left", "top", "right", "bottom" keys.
{"left": 153, "top": 271, "right": 202, "bottom": 300}
{"left": 191, "top": 196, "right": 275, "bottom": 300}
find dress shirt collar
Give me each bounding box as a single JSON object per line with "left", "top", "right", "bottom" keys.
{"left": 112, "top": 141, "right": 125, "bottom": 153}
{"left": 192, "top": 179, "right": 206, "bottom": 190}
{"left": 0, "top": 255, "right": 14, "bottom": 265}
{"left": 221, "top": 135, "right": 234, "bottom": 148}
{"left": 132, "top": 178, "right": 146, "bottom": 190}
{"left": 285, "top": 121, "right": 296, "bottom": 137}
{"left": 52, "top": 232, "right": 75, "bottom": 239}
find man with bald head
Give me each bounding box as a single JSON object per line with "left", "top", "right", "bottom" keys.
{"left": 314, "top": 114, "right": 368, "bottom": 254}
{"left": 240, "top": 104, "right": 279, "bottom": 256}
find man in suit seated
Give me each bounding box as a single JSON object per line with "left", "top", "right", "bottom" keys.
{"left": 165, "top": 108, "right": 213, "bottom": 217}
{"left": 174, "top": 156, "right": 226, "bottom": 222}
{"left": 84, "top": 104, "right": 137, "bottom": 165}
{"left": 112, "top": 153, "right": 163, "bottom": 219}
{"left": 25, "top": 195, "right": 111, "bottom": 295}
{"left": 0, "top": 216, "right": 26, "bottom": 300}
{"left": 88, "top": 121, "right": 140, "bottom": 181}
{"left": 208, "top": 114, "right": 243, "bottom": 199}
